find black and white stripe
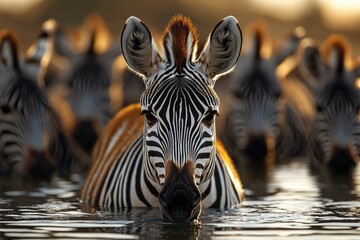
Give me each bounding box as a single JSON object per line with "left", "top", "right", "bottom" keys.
{"left": 0, "top": 30, "right": 72, "bottom": 177}
{"left": 219, "top": 24, "right": 312, "bottom": 162}
{"left": 299, "top": 35, "right": 360, "bottom": 174}
{"left": 98, "top": 134, "right": 241, "bottom": 210}
{"left": 43, "top": 17, "right": 121, "bottom": 165}
{"left": 81, "top": 16, "right": 244, "bottom": 221}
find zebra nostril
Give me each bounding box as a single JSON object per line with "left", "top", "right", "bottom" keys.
{"left": 72, "top": 120, "right": 99, "bottom": 152}
{"left": 0, "top": 105, "right": 11, "bottom": 114}
{"left": 245, "top": 133, "right": 269, "bottom": 160}
{"left": 327, "top": 144, "right": 357, "bottom": 174}
{"left": 26, "top": 149, "right": 55, "bottom": 179}
{"left": 159, "top": 178, "right": 201, "bottom": 221}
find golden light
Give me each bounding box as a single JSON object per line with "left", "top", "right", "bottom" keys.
{"left": 245, "top": 0, "right": 313, "bottom": 21}
{"left": 317, "top": 0, "right": 360, "bottom": 30}
{"left": 355, "top": 77, "right": 360, "bottom": 90}
{"left": 82, "top": 14, "right": 112, "bottom": 54}
{"left": 0, "top": 0, "right": 45, "bottom": 15}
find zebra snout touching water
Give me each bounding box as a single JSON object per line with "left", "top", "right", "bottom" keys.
{"left": 81, "top": 15, "right": 244, "bottom": 222}
{"left": 0, "top": 30, "right": 73, "bottom": 178}
{"left": 299, "top": 35, "right": 360, "bottom": 174}
{"left": 219, "top": 22, "right": 313, "bottom": 165}
{"left": 41, "top": 15, "right": 123, "bottom": 169}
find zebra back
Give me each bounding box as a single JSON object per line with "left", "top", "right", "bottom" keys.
{"left": 81, "top": 104, "right": 144, "bottom": 205}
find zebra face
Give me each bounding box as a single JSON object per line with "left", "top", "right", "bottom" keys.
{"left": 45, "top": 16, "right": 121, "bottom": 158}
{"left": 229, "top": 23, "right": 303, "bottom": 160}
{"left": 141, "top": 75, "right": 220, "bottom": 185}
{"left": 66, "top": 56, "right": 112, "bottom": 154}
{"left": 232, "top": 58, "right": 284, "bottom": 160}
{"left": 121, "top": 16, "right": 242, "bottom": 221}
{"left": 0, "top": 31, "right": 57, "bottom": 177}
{"left": 301, "top": 35, "right": 360, "bottom": 174}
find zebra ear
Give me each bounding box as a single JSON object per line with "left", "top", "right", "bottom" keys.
{"left": 82, "top": 13, "right": 113, "bottom": 54}
{"left": 272, "top": 27, "right": 305, "bottom": 65}
{"left": 322, "top": 34, "right": 351, "bottom": 76}
{"left": 0, "top": 30, "right": 20, "bottom": 69}
{"left": 198, "top": 16, "right": 242, "bottom": 82}
{"left": 298, "top": 39, "right": 326, "bottom": 83}
{"left": 121, "top": 16, "right": 161, "bottom": 80}
{"left": 24, "top": 28, "right": 53, "bottom": 87}
{"left": 245, "top": 19, "right": 269, "bottom": 63}
{"left": 45, "top": 19, "right": 76, "bottom": 59}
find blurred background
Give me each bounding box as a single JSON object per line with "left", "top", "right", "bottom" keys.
{"left": 0, "top": 0, "right": 359, "bottom": 55}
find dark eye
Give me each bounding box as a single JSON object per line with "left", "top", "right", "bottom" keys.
{"left": 274, "top": 91, "right": 282, "bottom": 99}
{"left": 316, "top": 104, "right": 324, "bottom": 112}
{"left": 142, "top": 110, "right": 157, "bottom": 127}
{"left": 203, "top": 110, "right": 218, "bottom": 128}
{"left": 0, "top": 105, "right": 11, "bottom": 114}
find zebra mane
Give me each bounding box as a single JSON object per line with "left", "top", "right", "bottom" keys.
{"left": 82, "top": 13, "right": 112, "bottom": 54}
{"left": 317, "top": 35, "right": 360, "bottom": 107}
{"left": 161, "top": 15, "right": 199, "bottom": 74}
{"left": 0, "top": 30, "right": 20, "bottom": 69}
{"left": 244, "top": 20, "right": 270, "bottom": 61}
{"left": 322, "top": 34, "right": 352, "bottom": 74}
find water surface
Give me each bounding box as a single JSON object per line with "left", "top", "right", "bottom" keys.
{"left": 0, "top": 161, "right": 359, "bottom": 239}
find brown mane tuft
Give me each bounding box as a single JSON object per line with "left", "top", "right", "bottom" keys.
{"left": 244, "top": 19, "right": 270, "bottom": 59}
{"left": 0, "top": 30, "right": 20, "bottom": 69}
{"left": 322, "top": 34, "right": 352, "bottom": 72}
{"left": 162, "top": 15, "right": 199, "bottom": 74}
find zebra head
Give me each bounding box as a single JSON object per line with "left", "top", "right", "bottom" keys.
{"left": 230, "top": 22, "right": 304, "bottom": 161}
{"left": 300, "top": 35, "right": 360, "bottom": 174}
{"left": 121, "top": 15, "right": 242, "bottom": 221}
{"left": 0, "top": 30, "right": 57, "bottom": 178}
{"left": 46, "top": 15, "right": 121, "bottom": 158}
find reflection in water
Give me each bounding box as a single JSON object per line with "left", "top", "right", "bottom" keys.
{"left": 0, "top": 162, "right": 359, "bottom": 239}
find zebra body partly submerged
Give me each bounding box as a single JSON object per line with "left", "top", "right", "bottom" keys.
{"left": 81, "top": 104, "right": 242, "bottom": 209}
{"left": 81, "top": 15, "right": 244, "bottom": 221}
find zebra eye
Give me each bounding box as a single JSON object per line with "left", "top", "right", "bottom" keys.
{"left": 234, "top": 89, "right": 245, "bottom": 99}
{"left": 316, "top": 104, "right": 324, "bottom": 112}
{"left": 275, "top": 91, "right": 282, "bottom": 99}
{"left": 142, "top": 110, "right": 157, "bottom": 127}
{"left": 203, "top": 111, "right": 218, "bottom": 128}
{"left": 0, "top": 105, "right": 11, "bottom": 114}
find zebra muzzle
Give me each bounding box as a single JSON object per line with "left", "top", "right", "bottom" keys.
{"left": 72, "top": 119, "right": 99, "bottom": 153}
{"left": 26, "top": 149, "right": 56, "bottom": 179}
{"left": 244, "top": 132, "right": 271, "bottom": 161}
{"left": 159, "top": 161, "right": 201, "bottom": 222}
{"left": 327, "top": 144, "right": 357, "bottom": 174}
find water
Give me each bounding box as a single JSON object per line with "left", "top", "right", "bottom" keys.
{"left": 1, "top": 161, "right": 360, "bottom": 239}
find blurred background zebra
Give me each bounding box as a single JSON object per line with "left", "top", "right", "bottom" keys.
{"left": 0, "top": 30, "right": 73, "bottom": 178}
{"left": 0, "top": 0, "right": 358, "bottom": 188}
{"left": 217, "top": 21, "right": 314, "bottom": 168}
{"left": 41, "top": 14, "right": 123, "bottom": 169}
{"left": 298, "top": 35, "right": 360, "bottom": 175}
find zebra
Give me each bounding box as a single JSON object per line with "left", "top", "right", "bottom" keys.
{"left": 218, "top": 21, "right": 314, "bottom": 164}
{"left": 299, "top": 35, "right": 360, "bottom": 174}
{"left": 43, "top": 15, "right": 122, "bottom": 168}
{"left": 0, "top": 30, "right": 73, "bottom": 178}
{"left": 81, "top": 15, "right": 244, "bottom": 222}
